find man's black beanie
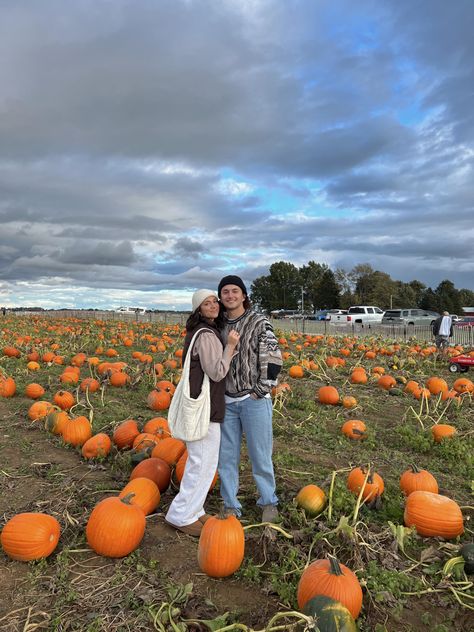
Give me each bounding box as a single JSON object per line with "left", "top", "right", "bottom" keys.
{"left": 218, "top": 275, "right": 248, "bottom": 297}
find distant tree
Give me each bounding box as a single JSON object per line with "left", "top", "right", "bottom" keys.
{"left": 300, "top": 261, "right": 340, "bottom": 310}
{"left": 434, "top": 280, "right": 463, "bottom": 315}
{"left": 352, "top": 264, "right": 376, "bottom": 304}
{"left": 392, "top": 281, "right": 418, "bottom": 308}
{"left": 249, "top": 275, "right": 273, "bottom": 313}
{"left": 334, "top": 267, "right": 357, "bottom": 308}
{"left": 419, "top": 287, "right": 438, "bottom": 311}
{"left": 458, "top": 288, "right": 474, "bottom": 310}
{"left": 407, "top": 280, "right": 426, "bottom": 306}
{"left": 250, "top": 261, "right": 301, "bottom": 312}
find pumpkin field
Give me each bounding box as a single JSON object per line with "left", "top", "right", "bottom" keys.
{"left": 0, "top": 314, "right": 473, "bottom": 632}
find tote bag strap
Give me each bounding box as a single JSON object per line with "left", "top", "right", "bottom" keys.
{"left": 180, "top": 329, "right": 209, "bottom": 397}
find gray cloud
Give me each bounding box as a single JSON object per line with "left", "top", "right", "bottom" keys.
{"left": 0, "top": 0, "right": 472, "bottom": 308}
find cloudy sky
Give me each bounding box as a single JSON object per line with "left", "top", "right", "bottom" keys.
{"left": 1, "top": 0, "right": 473, "bottom": 310}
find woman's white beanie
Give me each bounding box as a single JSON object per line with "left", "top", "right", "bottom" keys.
{"left": 192, "top": 289, "right": 218, "bottom": 312}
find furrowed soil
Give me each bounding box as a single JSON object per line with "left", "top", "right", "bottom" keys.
{"left": 0, "top": 401, "right": 279, "bottom": 631}
{"left": 0, "top": 327, "right": 473, "bottom": 632}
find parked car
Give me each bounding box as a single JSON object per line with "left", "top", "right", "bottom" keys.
{"left": 326, "top": 309, "right": 348, "bottom": 323}
{"left": 454, "top": 317, "right": 474, "bottom": 328}
{"left": 381, "top": 309, "right": 439, "bottom": 327}
{"left": 115, "top": 306, "right": 146, "bottom": 315}
{"left": 346, "top": 306, "right": 384, "bottom": 325}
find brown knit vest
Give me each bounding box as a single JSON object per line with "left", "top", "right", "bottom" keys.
{"left": 182, "top": 323, "right": 226, "bottom": 423}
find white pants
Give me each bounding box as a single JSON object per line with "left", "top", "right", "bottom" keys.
{"left": 165, "top": 422, "right": 220, "bottom": 527}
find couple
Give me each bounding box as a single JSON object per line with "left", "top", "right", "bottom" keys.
{"left": 165, "top": 275, "right": 283, "bottom": 537}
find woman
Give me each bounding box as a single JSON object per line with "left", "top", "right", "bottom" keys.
{"left": 165, "top": 289, "right": 240, "bottom": 537}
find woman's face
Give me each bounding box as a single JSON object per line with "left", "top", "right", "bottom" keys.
{"left": 199, "top": 295, "right": 220, "bottom": 320}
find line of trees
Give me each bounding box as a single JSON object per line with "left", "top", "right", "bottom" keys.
{"left": 250, "top": 261, "right": 474, "bottom": 315}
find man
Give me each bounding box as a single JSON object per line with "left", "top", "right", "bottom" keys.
{"left": 432, "top": 311, "right": 453, "bottom": 351}
{"left": 217, "top": 275, "right": 282, "bottom": 523}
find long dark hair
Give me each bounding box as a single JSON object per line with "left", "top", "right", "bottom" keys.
{"left": 186, "top": 308, "right": 225, "bottom": 332}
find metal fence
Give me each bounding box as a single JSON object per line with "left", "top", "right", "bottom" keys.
{"left": 9, "top": 310, "right": 474, "bottom": 347}
{"left": 270, "top": 318, "right": 474, "bottom": 347}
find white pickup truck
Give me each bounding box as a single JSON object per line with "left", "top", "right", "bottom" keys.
{"left": 346, "top": 306, "right": 385, "bottom": 325}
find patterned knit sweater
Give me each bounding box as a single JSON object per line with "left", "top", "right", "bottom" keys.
{"left": 222, "top": 309, "right": 282, "bottom": 398}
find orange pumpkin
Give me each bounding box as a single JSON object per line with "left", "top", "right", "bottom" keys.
{"left": 431, "top": 424, "right": 456, "bottom": 443}
{"left": 112, "top": 419, "right": 140, "bottom": 449}
{"left": 86, "top": 495, "right": 146, "bottom": 558}
{"left": 453, "top": 377, "right": 473, "bottom": 394}
{"left": 1, "top": 512, "right": 60, "bottom": 561}
{"left": 81, "top": 433, "right": 112, "bottom": 459}
{"left": 0, "top": 376, "right": 16, "bottom": 398}
{"left": 399, "top": 465, "right": 439, "bottom": 496}
{"left": 289, "top": 365, "right": 304, "bottom": 379}
{"left": 426, "top": 377, "right": 448, "bottom": 396}
{"left": 151, "top": 437, "right": 186, "bottom": 466}
{"left": 341, "top": 420, "right": 367, "bottom": 440}
{"left": 25, "top": 383, "right": 45, "bottom": 400}
{"left": 61, "top": 416, "right": 92, "bottom": 447}
{"left": 342, "top": 396, "right": 357, "bottom": 409}
{"left": 130, "top": 457, "right": 171, "bottom": 493}
{"left": 28, "top": 400, "right": 54, "bottom": 421}
{"left": 146, "top": 389, "right": 171, "bottom": 411}
{"left": 297, "top": 557, "right": 363, "bottom": 619}
{"left": 347, "top": 466, "right": 384, "bottom": 501}
{"left": 377, "top": 375, "right": 396, "bottom": 390}
{"left": 45, "top": 410, "right": 69, "bottom": 435}
{"left": 197, "top": 515, "right": 245, "bottom": 578}
{"left": 53, "top": 390, "right": 75, "bottom": 411}
{"left": 317, "top": 385, "right": 340, "bottom": 405}
{"left": 404, "top": 491, "right": 464, "bottom": 539}
{"left": 119, "top": 478, "right": 161, "bottom": 515}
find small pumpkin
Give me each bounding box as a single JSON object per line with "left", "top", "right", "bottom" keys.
{"left": 399, "top": 465, "right": 438, "bottom": 496}
{"left": 347, "top": 466, "right": 384, "bottom": 501}
{"left": 119, "top": 477, "right": 161, "bottom": 515}
{"left": 86, "top": 494, "right": 146, "bottom": 558}
{"left": 151, "top": 437, "right": 186, "bottom": 466}
{"left": 81, "top": 433, "right": 112, "bottom": 459}
{"left": 45, "top": 410, "right": 69, "bottom": 435}
{"left": 146, "top": 389, "right": 171, "bottom": 411}
{"left": 0, "top": 376, "right": 16, "bottom": 398}
{"left": 431, "top": 424, "right": 456, "bottom": 443}
{"left": 112, "top": 419, "right": 140, "bottom": 449}
{"left": 197, "top": 514, "right": 245, "bottom": 578}
{"left": 297, "top": 556, "right": 363, "bottom": 619}
{"left": 302, "top": 595, "right": 357, "bottom": 632}
{"left": 25, "top": 383, "right": 45, "bottom": 400}
{"left": 318, "top": 386, "right": 340, "bottom": 405}
{"left": 295, "top": 484, "right": 326, "bottom": 517}
{"left": 1, "top": 512, "right": 60, "bottom": 561}
{"left": 341, "top": 420, "right": 366, "bottom": 440}
{"left": 61, "top": 415, "right": 92, "bottom": 447}
{"left": 130, "top": 457, "right": 171, "bottom": 493}
{"left": 53, "top": 390, "right": 76, "bottom": 411}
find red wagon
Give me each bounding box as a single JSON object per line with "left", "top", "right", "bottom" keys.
{"left": 449, "top": 353, "right": 474, "bottom": 373}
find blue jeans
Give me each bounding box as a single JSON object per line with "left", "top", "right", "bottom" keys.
{"left": 218, "top": 397, "right": 278, "bottom": 515}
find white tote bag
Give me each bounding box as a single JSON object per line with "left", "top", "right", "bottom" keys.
{"left": 167, "top": 330, "right": 211, "bottom": 442}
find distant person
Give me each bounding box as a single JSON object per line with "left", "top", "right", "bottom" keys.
{"left": 432, "top": 311, "right": 453, "bottom": 351}
{"left": 217, "top": 275, "right": 282, "bottom": 523}
{"left": 1, "top": 307, "right": 6, "bottom": 316}
{"left": 165, "top": 289, "right": 240, "bottom": 537}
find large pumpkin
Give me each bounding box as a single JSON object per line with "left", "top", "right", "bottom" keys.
{"left": 431, "top": 424, "right": 456, "bottom": 443}
{"left": 1, "top": 512, "right": 60, "bottom": 561}
{"left": 146, "top": 389, "right": 171, "bottom": 411}
{"left": 404, "top": 491, "right": 464, "bottom": 539}
{"left": 197, "top": 515, "right": 245, "bottom": 578}
{"left": 86, "top": 495, "right": 146, "bottom": 558}
{"left": 151, "top": 437, "right": 186, "bottom": 466}
{"left": 297, "top": 557, "right": 363, "bottom": 619}
{"left": 303, "top": 595, "right": 357, "bottom": 632}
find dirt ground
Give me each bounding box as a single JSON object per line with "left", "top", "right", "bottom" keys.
{"left": 0, "top": 401, "right": 280, "bottom": 631}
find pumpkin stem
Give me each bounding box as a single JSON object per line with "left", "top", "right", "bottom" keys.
{"left": 328, "top": 555, "right": 344, "bottom": 576}
{"left": 410, "top": 463, "right": 420, "bottom": 473}
{"left": 120, "top": 492, "right": 136, "bottom": 505}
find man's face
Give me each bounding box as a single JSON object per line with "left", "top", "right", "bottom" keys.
{"left": 220, "top": 284, "right": 245, "bottom": 311}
